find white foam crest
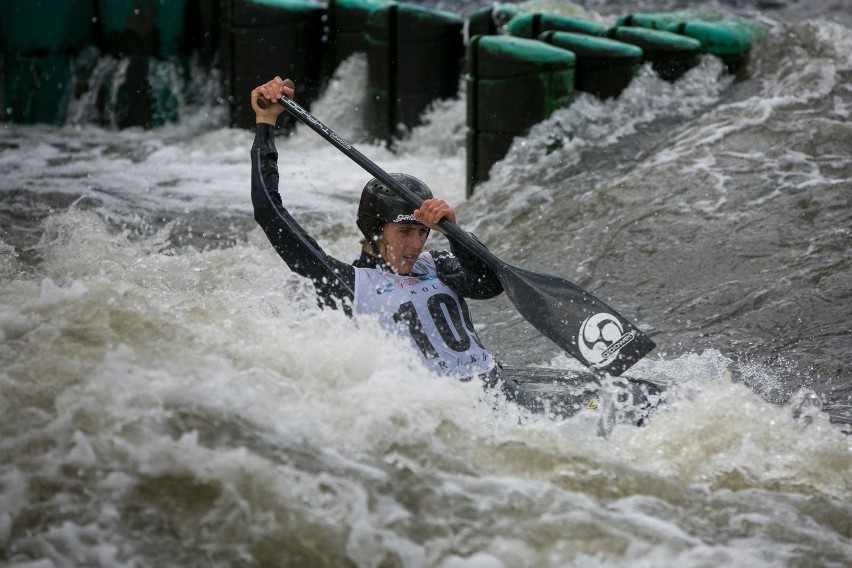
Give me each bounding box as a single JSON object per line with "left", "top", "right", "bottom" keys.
{"left": 0, "top": 122, "right": 249, "bottom": 221}
{"left": 763, "top": 57, "right": 837, "bottom": 103}
{"left": 394, "top": 92, "right": 466, "bottom": 160}
{"left": 806, "top": 19, "right": 852, "bottom": 71}
{"left": 4, "top": 210, "right": 503, "bottom": 451}
{"left": 390, "top": 96, "right": 470, "bottom": 207}
{"left": 299, "top": 53, "right": 371, "bottom": 144}
{"left": 567, "top": 538, "right": 802, "bottom": 568}
{"left": 611, "top": 374, "right": 851, "bottom": 501}
{"left": 0, "top": 469, "right": 27, "bottom": 543}
{"left": 0, "top": 210, "right": 521, "bottom": 562}
{"left": 2, "top": 213, "right": 850, "bottom": 566}
{"left": 509, "top": 349, "right": 852, "bottom": 503}
{"left": 644, "top": 95, "right": 778, "bottom": 171}
{"left": 468, "top": 56, "right": 733, "bottom": 226}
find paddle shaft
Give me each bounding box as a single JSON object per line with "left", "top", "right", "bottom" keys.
{"left": 267, "top": 94, "right": 500, "bottom": 269}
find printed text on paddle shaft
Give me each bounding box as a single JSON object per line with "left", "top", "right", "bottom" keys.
{"left": 280, "top": 97, "right": 352, "bottom": 150}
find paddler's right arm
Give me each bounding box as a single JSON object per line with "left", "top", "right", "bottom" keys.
{"left": 250, "top": 78, "right": 356, "bottom": 311}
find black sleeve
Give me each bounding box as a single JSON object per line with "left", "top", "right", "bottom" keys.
{"left": 430, "top": 233, "right": 504, "bottom": 299}
{"left": 251, "top": 123, "right": 356, "bottom": 310}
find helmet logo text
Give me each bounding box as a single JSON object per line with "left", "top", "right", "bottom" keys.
{"left": 391, "top": 214, "right": 419, "bottom": 223}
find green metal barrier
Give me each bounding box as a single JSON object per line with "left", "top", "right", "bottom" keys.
{"left": 220, "top": 0, "right": 326, "bottom": 129}
{"left": 0, "top": 0, "right": 763, "bottom": 134}
{"left": 506, "top": 13, "right": 609, "bottom": 39}
{"left": 3, "top": 54, "right": 74, "bottom": 125}
{"left": 505, "top": 12, "right": 703, "bottom": 84}
{"left": 608, "top": 27, "right": 702, "bottom": 81}
{"left": 466, "top": 35, "right": 575, "bottom": 195}
{"left": 97, "top": 0, "right": 186, "bottom": 58}
{"left": 467, "top": 3, "right": 522, "bottom": 38}
{"left": 326, "top": 0, "right": 395, "bottom": 73}
{"left": 1, "top": 0, "right": 95, "bottom": 54}
{"left": 537, "top": 31, "right": 642, "bottom": 99}
{"left": 1, "top": 0, "right": 95, "bottom": 124}
{"left": 617, "top": 11, "right": 764, "bottom": 73}
{"left": 365, "top": 3, "right": 463, "bottom": 141}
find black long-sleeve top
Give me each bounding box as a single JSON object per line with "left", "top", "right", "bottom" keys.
{"left": 250, "top": 123, "right": 503, "bottom": 311}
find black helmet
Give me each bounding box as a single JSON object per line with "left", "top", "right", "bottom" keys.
{"left": 356, "top": 173, "right": 433, "bottom": 242}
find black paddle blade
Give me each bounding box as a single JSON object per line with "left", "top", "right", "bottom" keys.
{"left": 498, "top": 264, "right": 655, "bottom": 376}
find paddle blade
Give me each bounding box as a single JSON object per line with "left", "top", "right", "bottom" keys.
{"left": 499, "top": 265, "right": 655, "bottom": 376}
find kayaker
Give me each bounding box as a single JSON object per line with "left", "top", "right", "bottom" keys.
{"left": 250, "top": 76, "right": 504, "bottom": 382}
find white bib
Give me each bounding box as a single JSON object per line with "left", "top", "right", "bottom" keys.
{"left": 353, "top": 253, "right": 494, "bottom": 378}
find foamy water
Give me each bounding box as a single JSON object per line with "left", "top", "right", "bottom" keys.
{"left": 1, "top": 211, "right": 848, "bottom": 566}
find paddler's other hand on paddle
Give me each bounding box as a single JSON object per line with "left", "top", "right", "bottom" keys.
{"left": 414, "top": 198, "right": 456, "bottom": 234}
{"left": 251, "top": 77, "right": 295, "bottom": 125}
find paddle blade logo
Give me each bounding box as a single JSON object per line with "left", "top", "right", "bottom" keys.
{"left": 578, "top": 313, "right": 636, "bottom": 369}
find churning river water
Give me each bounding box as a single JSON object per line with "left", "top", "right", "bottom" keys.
{"left": 1, "top": 0, "right": 850, "bottom": 566}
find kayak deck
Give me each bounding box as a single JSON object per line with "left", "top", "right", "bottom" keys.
{"left": 494, "top": 365, "right": 666, "bottom": 426}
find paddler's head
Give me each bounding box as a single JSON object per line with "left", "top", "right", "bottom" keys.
{"left": 357, "top": 173, "right": 433, "bottom": 274}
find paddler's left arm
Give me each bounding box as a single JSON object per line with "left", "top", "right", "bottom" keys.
{"left": 416, "top": 199, "right": 503, "bottom": 300}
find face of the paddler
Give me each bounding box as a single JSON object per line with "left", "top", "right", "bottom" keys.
{"left": 378, "top": 222, "right": 430, "bottom": 274}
